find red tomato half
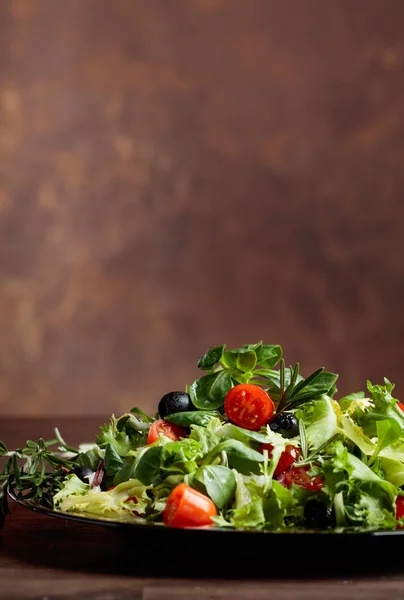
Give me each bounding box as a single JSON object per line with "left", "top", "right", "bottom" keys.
{"left": 260, "top": 443, "right": 301, "bottom": 477}
{"left": 396, "top": 496, "right": 404, "bottom": 528}
{"left": 224, "top": 384, "right": 274, "bottom": 431}
{"left": 277, "top": 466, "right": 324, "bottom": 491}
{"left": 147, "top": 419, "right": 187, "bottom": 444}
{"left": 163, "top": 483, "right": 217, "bottom": 528}
{"left": 398, "top": 402, "right": 404, "bottom": 412}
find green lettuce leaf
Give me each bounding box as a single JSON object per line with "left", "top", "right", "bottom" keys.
{"left": 230, "top": 473, "right": 265, "bottom": 528}
{"left": 354, "top": 381, "right": 404, "bottom": 439}
{"left": 380, "top": 457, "right": 404, "bottom": 487}
{"left": 54, "top": 476, "right": 151, "bottom": 521}
{"left": 193, "top": 465, "right": 236, "bottom": 509}
{"left": 264, "top": 480, "right": 300, "bottom": 529}
{"left": 297, "top": 395, "right": 338, "bottom": 450}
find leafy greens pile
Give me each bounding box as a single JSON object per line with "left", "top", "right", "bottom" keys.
{"left": 1, "top": 342, "right": 404, "bottom": 532}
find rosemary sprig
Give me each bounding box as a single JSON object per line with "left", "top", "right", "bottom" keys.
{"left": 299, "top": 418, "right": 308, "bottom": 460}
{"left": 264, "top": 361, "right": 338, "bottom": 412}
{"left": 0, "top": 432, "right": 79, "bottom": 528}
{"left": 297, "top": 433, "right": 340, "bottom": 467}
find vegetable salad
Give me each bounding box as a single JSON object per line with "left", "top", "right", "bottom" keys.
{"left": 2, "top": 342, "right": 404, "bottom": 532}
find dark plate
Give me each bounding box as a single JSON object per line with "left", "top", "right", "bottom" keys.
{"left": 7, "top": 485, "right": 404, "bottom": 576}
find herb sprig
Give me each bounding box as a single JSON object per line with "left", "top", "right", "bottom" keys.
{"left": 189, "top": 342, "right": 338, "bottom": 412}
{"left": 0, "top": 433, "right": 79, "bottom": 528}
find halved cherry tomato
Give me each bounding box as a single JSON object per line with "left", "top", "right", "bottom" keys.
{"left": 260, "top": 443, "right": 301, "bottom": 477}
{"left": 224, "top": 384, "right": 274, "bottom": 431}
{"left": 398, "top": 402, "right": 404, "bottom": 412}
{"left": 277, "top": 466, "right": 324, "bottom": 491}
{"left": 163, "top": 483, "right": 217, "bottom": 528}
{"left": 147, "top": 419, "right": 187, "bottom": 444}
{"left": 396, "top": 496, "right": 404, "bottom": 528}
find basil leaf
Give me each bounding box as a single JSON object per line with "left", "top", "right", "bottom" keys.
{"left": 222, "top": 349, "right": 257, "bottom": 373}
{"left": 135, "top": 446, "right": 166, "bottom": 485}
{"left": 189, "top": 370, "right": 233, "bottom": 410}
{"left": 104, "top": 443, "right": 124, "bottom": 477}
{"left": 165, "top": 410, "right": 219, "bottom": 427}
{"left": 206, "top": 439, "right": 265, "bottom": 475}
{"left": 0, "top": 441, "right": 7, "bottom": 456}
{"left": 113, "top": 456, "right": 136, "bottom": 486}
{"left": 197, "top": 345, "right": 226, "bottom": 370}
{"left": 255, "top": 344, "right": 282, "bottom": 369}
{"left": 193, "top": 465, "right": 236, "bottom": 509}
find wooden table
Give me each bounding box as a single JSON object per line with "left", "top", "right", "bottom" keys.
{"left": 1, "top": 417, "right": 404, "bottom": 600}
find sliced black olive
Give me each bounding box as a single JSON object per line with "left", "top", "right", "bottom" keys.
{"left": 304, "top": 500, "right": 335, "bottom": 529}
{"left": 269, "top": 412, "right": 299, "bottom": 438}
{"left": 71, "top": 466, "right": 94, "bottom": 484}
{"left": 158, "top": 391, "right": 194, "bottom": 419}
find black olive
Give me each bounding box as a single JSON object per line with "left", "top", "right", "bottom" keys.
{"left": 269, "top": 412, "right": 299, "bottom": 438}
{"left": 304, "top": 500, "right": 335, "bottom": 529}
{"left": 158, "top": 391, "right": 194, "bottom": 419}
{"left": 71, "top": 466, "right": 94, "bottom": 484}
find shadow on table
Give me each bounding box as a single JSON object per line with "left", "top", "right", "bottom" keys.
{"left": 1, "top": 508, "right": 403, "bottom": 579}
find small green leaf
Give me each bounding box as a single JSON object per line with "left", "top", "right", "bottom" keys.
{"left": 290, "top": 367, "right": 324, "bottom": 398}
{"left": 255, "top": 344, "right": 283, "bottom": 369}
{"left": 222, "top": 349, "right": 257, "bottom": 373}
{"left": 218, "top": 423, "right": 271, "bottom": 444}
{"left": 165, "top": 410, "right": 219, "bottom": 428}
{"left": 135, "top": 446, "right": 166, "bottom": 486}
{"left": 104, "top": 443, "right": 124, "bottom": 477}
{"left": 197, "top": 345, "right": 226, "bottom": 370}
{"left": 193, "top": 465, "right": 236, "bottom": 509}
{"left": 189, "top": 370, "right": 233, "bottom": 410}
{"left": 0, "top": 441, "right": 8, "bottom": 456}
{"left": 204, "top": 439, "right": 265, "bottom": 475}
{"left": 370, "top": 419, "right": 402, "bottom": 464}
{"left": 113, "top": 456, "right": 136, "bottom": 485}
{"left": 291, "top": 371, "right": 338, "bottom": 403}
{"left": 129, "top": 407, "right": 154, "bottom": 423}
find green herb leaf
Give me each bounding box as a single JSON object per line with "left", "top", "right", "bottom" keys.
{"left": 193, "top": 465, "right": 236, "bottom": 509}
{"left": 197, "top": 345, "right": 226, "bottom": 370}
{"left": 104, "top": 443, "right": 124, "bottom": 477}
{"left": 255, "top": 344, "right": 283, "bottom": 369}
{"left": 165, "top": 410, "right": 219, "bottom": 428}
{"left": 0, "top": 441, "right": 8, "bottom": 456}
{"left": 204, "top": 439, "right": 265, "bottom": 475}
{"left": 299, "top": 419, "right": 308, "bottom": 460}
{"left": 129, "top": 407, "right": 154, "bottom": 423}
{"left": 113, "top": 456, "right": 136, "bottom": 486}
{"left": 291, "top": 371, "right": 338, "bottom": 404}
{"left": 135, "top": 446, "right": 166, "bottom": 486}
{"left": 222, "top": 349, "right": 257, "bottom": 373}
{"left": 189, "top": 370, "right": 233, "bottom": 410}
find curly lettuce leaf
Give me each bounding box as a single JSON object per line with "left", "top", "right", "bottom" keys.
{"left": 230, "top": 473, "right": 265, "bottom": 528}
{"left": 96, "top": 414, "right": 148, "bottom": 457}
{"left": 353, "top": 381, "right": 404, "bottom": 438}
{"left": 322, "top": 441, "right": 397, "bottom": 528}
{"left": 54, "top": 475, "right": 151, "bottom": 521}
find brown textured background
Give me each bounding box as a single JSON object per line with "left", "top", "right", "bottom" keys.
{"left": 1, "top": 0, "right": 404, "bottom": 415}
